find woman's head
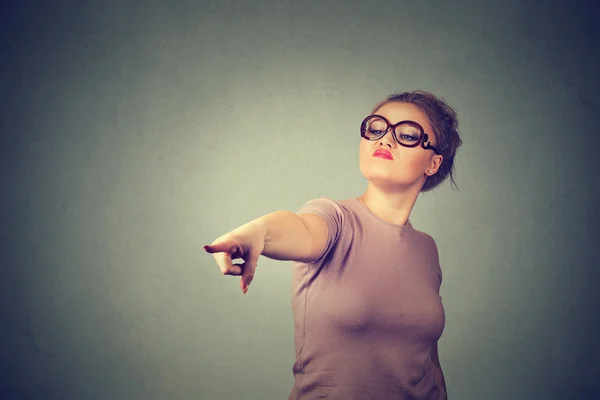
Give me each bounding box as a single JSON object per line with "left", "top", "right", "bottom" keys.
{"left": 358, "top": 90, "right": 462, "bottom": 193}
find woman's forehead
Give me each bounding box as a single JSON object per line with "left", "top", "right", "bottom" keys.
{"left": 375, "top": 102, "right": 432, "bottom": 131}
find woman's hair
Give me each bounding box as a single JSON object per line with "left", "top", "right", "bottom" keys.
{"left": 372, "top": 90, "right": 463, "bottom": 192}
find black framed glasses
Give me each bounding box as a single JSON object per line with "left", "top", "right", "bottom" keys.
{"left": 360, "top": 114, "right": 440, "bottom": 155}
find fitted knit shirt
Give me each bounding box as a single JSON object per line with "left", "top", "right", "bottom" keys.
{"left": 289, "top": 197, "right": 446, "bottom": 400}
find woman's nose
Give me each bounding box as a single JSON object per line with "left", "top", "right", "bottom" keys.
{"left": 378, "top": 129, "right": 396, "bottom": 147}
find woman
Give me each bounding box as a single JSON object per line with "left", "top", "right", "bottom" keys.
{"left": 205, "top": 90, "right": 462, "bottom": 399}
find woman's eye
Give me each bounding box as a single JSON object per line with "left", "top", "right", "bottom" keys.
{"left": 369, "top": 129, "right": 385, "bottom": 135}
{"left": 400, "top": 134, "right": 418, "bottom": 141}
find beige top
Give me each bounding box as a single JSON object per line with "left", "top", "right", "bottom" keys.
{"left": 289, "top": 197, "right": 446, "bottom": 400}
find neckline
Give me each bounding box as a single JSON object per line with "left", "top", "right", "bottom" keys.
{"left": 353, "top": 197, "right": 413, "bottom": 231}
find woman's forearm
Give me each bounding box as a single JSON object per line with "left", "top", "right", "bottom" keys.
{"left": 254, "top": 210, "right": 313, "bottom": 261}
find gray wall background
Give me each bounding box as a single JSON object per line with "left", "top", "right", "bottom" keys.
{"left": 1, "top": 0, "right": 599, "bottom": 399}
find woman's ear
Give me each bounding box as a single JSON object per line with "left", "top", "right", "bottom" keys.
{"left": 428, "top": 155, "right": 443, "bottom": 175}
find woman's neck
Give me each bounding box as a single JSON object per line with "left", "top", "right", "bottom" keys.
{"left": 358, "top": 183, "right": 421, "bottom": 226}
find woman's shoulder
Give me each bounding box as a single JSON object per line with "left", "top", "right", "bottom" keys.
{"left": 299, "top": 197, "right": 357, "bottom": 215}
{"left": 408, "top": 225, "right": 439, "bottom": 247}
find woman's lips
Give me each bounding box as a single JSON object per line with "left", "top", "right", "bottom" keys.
{"left": 373, "top": 149, "right": 394, "bottom": 160}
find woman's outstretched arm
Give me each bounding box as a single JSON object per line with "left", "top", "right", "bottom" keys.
{"left": 205, "top": 209, "right": 329, "bottom": 293}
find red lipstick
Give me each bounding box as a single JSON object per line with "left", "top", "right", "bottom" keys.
{"left": 373, "top": 149, "right": 393, "bottom": 160}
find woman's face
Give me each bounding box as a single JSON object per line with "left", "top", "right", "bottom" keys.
{"left": 359, "top": 102, "right": 442, "bottom": 190}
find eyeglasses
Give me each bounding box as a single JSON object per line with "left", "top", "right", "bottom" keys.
{"left": 360, "top": 114, "right": 441, "bottom": 155}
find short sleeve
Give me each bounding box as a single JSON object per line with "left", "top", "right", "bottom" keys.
{"left": 295, "top": 197, "right": 344, "bottom": 264}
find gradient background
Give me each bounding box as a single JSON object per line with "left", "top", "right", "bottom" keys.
{"left": 1, "top": 0, "right": 599, "bottom": 399}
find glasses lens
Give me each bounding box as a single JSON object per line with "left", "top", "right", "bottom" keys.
{"left": 363, "top": 117, "right": 388, "bottom": 139}
{"left": 394, "top": 123, "right": 422, "bottom": 146}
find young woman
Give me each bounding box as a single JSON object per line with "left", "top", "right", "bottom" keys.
{"left": 205, "top": 90, "right": 462, "bottom": 399}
